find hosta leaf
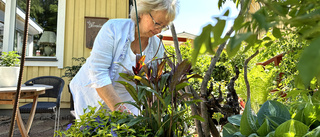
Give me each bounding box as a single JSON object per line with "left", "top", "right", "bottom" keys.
{"left": 257, "top": 100, "right": 291, "bottom": 126}
{"left": 248, "top": 133, "right": 259, "bottom": 137}
{"left": 274, "top": 119, "right": 308, "bottom": 137}
{"left": 266, "top": 131, "right": 275, "bottom": 137}
{"left": 298, "top": 37, "right": 320, "bottom": 87}
{"left": 223, "top": 123, "right": 240, "bottom": 137}
{"left": 240, "top": 99, "right": 258, "bottom": 136}
{"left": 257, "top": 119, "right": 271, "bottom": 136}
{"left": 228, "top": 114, "right": 242, "bottom": 126}
{"left": 303, "top": 125, "right": 320, "bottom": 137}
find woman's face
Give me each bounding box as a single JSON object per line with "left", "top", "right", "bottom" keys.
{"left": 139, "top": 10, "right": 170, "bottom": 37}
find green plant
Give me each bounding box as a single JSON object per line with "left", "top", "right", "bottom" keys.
{"left": 57, "top": 103, "right": 152, "bottom": 137}
{"left": 116, "top": 55, "right": 202, "bottom": 137}
{"left": 223, "top": 98, "right": 320, "bottom": 137}
{"left": 62, "top": 57, "right": 86, "bottom": 81}
{"left": 0, "top": 51, "right": 20, "bottom": 67}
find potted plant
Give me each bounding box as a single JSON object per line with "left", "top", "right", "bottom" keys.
{"left": 0, "top": 51, "right": 20, "bottom": 87}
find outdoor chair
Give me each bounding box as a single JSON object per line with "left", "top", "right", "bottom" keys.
{"left": 19, "top": 76, "right": 65, "bottom": 134}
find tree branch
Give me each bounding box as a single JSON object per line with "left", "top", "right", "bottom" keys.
{"left": 199, "top": 27, "right": 234, "bottom": 137}
{"left": 244, "top": 50, "right": 259, "bottom": 101}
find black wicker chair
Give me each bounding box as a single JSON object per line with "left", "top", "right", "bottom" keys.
{"left": 19, "top": 76, "right": 65, "bottom": 134}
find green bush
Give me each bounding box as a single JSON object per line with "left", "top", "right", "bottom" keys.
{"left": 223, "top": 97, "right": 320, "bottom": 137}
{"left": 57, "top": 103, "right": 152, "bottom": 137}
{"left": 0, "top": 51, "right": 20, "bottom": 67}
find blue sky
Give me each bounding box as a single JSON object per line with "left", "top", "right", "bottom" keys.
{"left": 162, "top": 0, "right": 240, "bottom": 36}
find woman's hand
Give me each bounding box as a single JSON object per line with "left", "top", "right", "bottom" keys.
{"left": 115, "top": 104, "right": 132, "bottom": 114}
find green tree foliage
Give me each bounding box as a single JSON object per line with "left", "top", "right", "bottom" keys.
{"left": 17, "top": 0, "right": 58, "bottom": 32}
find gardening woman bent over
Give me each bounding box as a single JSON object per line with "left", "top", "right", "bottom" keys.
{"left": 69, "top": 0, "right": 179, "bottom": 119}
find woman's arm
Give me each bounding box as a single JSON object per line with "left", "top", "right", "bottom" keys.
{"left": 96, "top": 84, "right": 131, "bottom": 113}
{"left": 96, "top": 84, "right": 121, "bottom": 111}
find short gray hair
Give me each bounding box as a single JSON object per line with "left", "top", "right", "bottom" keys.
{"left": 130, "top": 0, "right": 179, "bottom": 24}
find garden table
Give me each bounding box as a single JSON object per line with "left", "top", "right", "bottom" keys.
{"left": 0, "top": 84, "right": 53, "bottom": 137}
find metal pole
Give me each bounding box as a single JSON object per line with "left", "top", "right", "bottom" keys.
{"left": 9, "top": 0, "right": 31, "bottom": 136}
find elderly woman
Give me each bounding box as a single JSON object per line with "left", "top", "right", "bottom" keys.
{"left": 70, "top": 0, "right": 179, "bottom": 119}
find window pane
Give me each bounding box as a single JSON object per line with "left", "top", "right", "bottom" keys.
{"left": 16, "top": 0, "right": 58, "bottom": 57}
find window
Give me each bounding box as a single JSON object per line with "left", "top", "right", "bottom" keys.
{"left": 2, "top": 0, "right": 65, "bottom": 68}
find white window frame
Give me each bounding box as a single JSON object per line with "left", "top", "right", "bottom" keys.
{"left": 2, "top": 0, "right": 66, "bottom": 68}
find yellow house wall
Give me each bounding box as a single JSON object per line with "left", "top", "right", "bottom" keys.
{"left": 1, "top": 0, "right": 129, "bottom": 109}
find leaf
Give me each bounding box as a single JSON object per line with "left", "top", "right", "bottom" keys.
{"left": 272, "top": 27, "right": 282, "bottom": 38}
{"left": 274, "top": 119, "right": 309, "bottom": 137}
{"left": 134, "top": 75, "right": 151, "bottom": 87}
{"left": 223, "top": 123, "right": 240, "bottom": 137}
{"left": 240, "top": 99, "right": 258, "bottom": 136}
{"left": 156, "top": 60, "right": 166, "bottom": 82}
{"left": 138, "top": 85, "right": 166, "bottom": 109}
{"left": 127, "top": 116, "right": 148, "bottom": 127}
{"left": 252, "top": 10, "right": 268, "bottom": 31}
{"left": 303, "top": 125, "right": 320, "bottom": 137}
{"left": 248, "top": 133, "right": 259, "bottom": 137}
{"left": 192, "top": 24, "right": 213, "bottom": 65}
{"left": 303, "top": 103, "right": 317, "bottom": 126}
{"left": 234, "top": 16, "right": 244, "bottom": 31}
{"left": 228, "top": 114, "right": 242, "bottom": 126}
{"left": 245, "top": 34, "right": 258, "bottom": 48}
{"left": 159, "top": 73, "right": 170, "bottom": 91}
{"left": 169, "top": 60, "right": 191, "bottom": 92}
{"left": 298, "top": 37, "right": 320, "bottom": 87}
{"left": 257, "top": 100, "right": 291, "bottom": 126}
{"left": 257, "top": 119, "right": 271, "bottom": 136}
{"left": 175, "top": 82, "right": 189, "bottom": 91}
{"left": 185, "top": 99, "right": 202, "bottom": 106}
{"left": 286, "top": 90, "right": 308, "bottom": 99}
{"left": 189, "top": 115, "right": 205, "bottom": 122}
{"left": 227, "top": 32, "right": 252, "bottom": 57}
{"left": 116, "top": 81, "right": 139, "bottom": 102}
{"left": 266, "top": 131, "right": 275, "bottom": 137}
{"left": 213, "top": 18, "right": 226, "bottom": 43}
{"left": 241, "top": 0, "right": 251, "bottom": 15}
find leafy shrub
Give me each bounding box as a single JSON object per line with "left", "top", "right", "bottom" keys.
{"left": 57, "top": 103, "right": 152, "bottom": 137}
{"left": 223, "top": 98, "right": 320, "bottom": 137}
{"left": 62, "top": 57, "right": 86, "bottom": 81}
{"left": 0, "top": 51, "right": 20, "bottom": 67}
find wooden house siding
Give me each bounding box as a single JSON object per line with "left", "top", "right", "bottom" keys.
{"left": 0, "top": 0, "right": 129, "bottom": 109}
